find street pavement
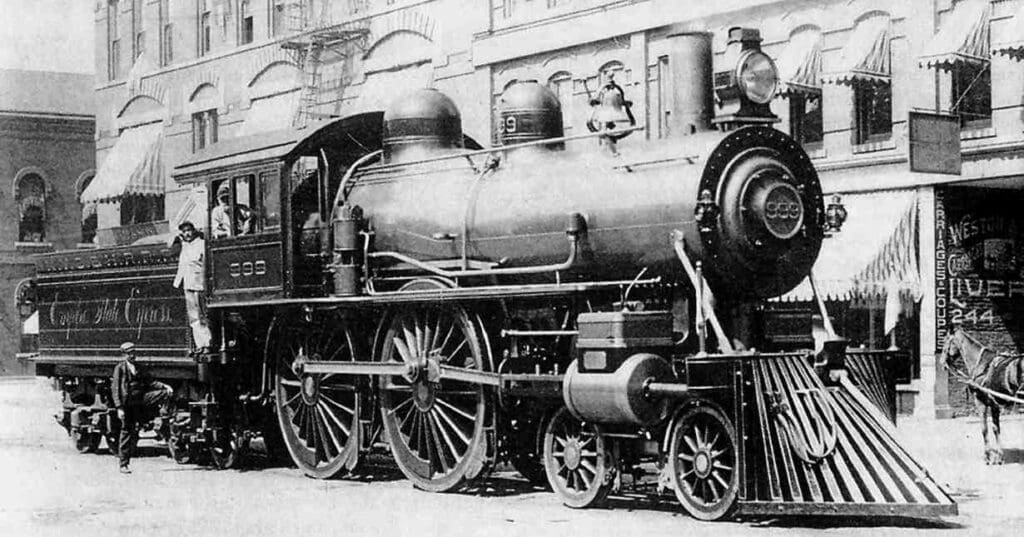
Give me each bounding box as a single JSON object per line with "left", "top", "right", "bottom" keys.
{"left": 1, "top": 377, "right": 1022, "bottom": 537}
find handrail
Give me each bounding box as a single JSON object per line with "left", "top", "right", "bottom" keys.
{"left": 363, "top": 125, "right": 646, "bottom": 173}
{"left": 366, "top": 232, "right": 579, "bottom": 283}
{"left": 671, "top": 230, "right": 734, "bottom": 354}
{"left": 331, "top": 149, "right": 383, "bottom": 217}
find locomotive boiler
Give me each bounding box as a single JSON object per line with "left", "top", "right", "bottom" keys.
{"left": 31, "top": 25, "right": 955, "bottom": 522}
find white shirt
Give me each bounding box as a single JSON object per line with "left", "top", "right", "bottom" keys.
{"left": 173, "top": 237, "right": 206, "bottom": 291}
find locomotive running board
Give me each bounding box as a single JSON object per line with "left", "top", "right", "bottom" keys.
{"left": 737, "top": 354, "right": 957, "bottom": 517}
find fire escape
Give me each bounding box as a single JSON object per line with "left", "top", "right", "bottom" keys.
{"left": 280, "top": 1, "right": 370, "bottom": 127}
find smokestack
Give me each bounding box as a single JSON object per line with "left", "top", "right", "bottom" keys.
{"left": 665, "top": 27, "right": 714, "bottom": 136}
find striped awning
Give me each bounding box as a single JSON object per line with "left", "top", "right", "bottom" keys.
{"left": 80, "top": 123, "right": 164, "bottom": 204}
{"left": 775, "top": 29, "right": 823, "bottom": 96}
{"left": 776, "top": 189, "right": 919, "bottom": 302}
{"left": 918, "top": 0, "right": 991, "bottom": 70}
{"left": 821, "top": 16, "right": 892, "bottom": 85}
{"left": 993, "top": 2, "right": 1024, "bottom": 60}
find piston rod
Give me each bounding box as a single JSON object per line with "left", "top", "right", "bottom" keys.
{"left": 645, "top": 381, "right": 690, "bottom": 398}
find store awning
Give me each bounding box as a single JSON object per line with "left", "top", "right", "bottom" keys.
{"left": 236, "top": 91, "right": 299, "bottom": 137}
{"left": 80, "top": 122, "right": 164, "bottom": 204}
{"left": 918, "top": 0, "right": 991, "bottom": 70}
{"left": 993, "top": 2, "right": 1024, "bottom": 60}
{"left": 23, "top": 311, "right": 38, "bottom": 335}
{"left": 821, "top": 16, "right": 892, "bottom": 85}
{"left": 775, "top": 29, "right": 823, "bottom": 96}
{"left": 776, "top": 189, "right": 920, "bottom": 302}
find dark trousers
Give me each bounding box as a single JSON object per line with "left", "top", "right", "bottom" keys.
{"left": 118, "top": 383, "right": 172, "bottom": 468}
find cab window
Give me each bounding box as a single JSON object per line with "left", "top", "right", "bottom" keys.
{"left": 259, "top": 170, "right": 281, "bottom": 230}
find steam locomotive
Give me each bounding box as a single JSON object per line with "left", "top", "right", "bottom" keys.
{"left": 32, "top": 27, "right": 954, "bottom": 520}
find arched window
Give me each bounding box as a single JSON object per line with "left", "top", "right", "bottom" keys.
{"left": 77, "top": 172, "right": 97, "bottom": 244}
{"left": 15, "top": 173, "right": 46, "bottom": 243}
{"left": 547, "top": 71, "right": 574, "bottom": 129}
{"left": 598, "top": 61, "right": 627, "bottom": 85}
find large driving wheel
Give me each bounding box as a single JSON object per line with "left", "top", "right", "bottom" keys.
{"left": 274, "top": 313, "right": 363, "bottom": 478}
{"left": 377, "top": 305, "right": 493, "bottom": 492}
{"left": 542, "top": 407, "right": 615, "bottom": 508}
{"left": 667, "top": 404, "right": 739, "bottom": 521}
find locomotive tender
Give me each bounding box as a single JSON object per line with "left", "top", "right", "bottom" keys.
{"left": 33, "top": 27, "right": 954, "bottom": 520}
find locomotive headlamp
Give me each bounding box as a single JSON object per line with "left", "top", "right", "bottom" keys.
{"left": 713, "top": 27, "right": 780, "bottom": 127}
{"left": 824, "top": 195, "right": 848, "bottom": 235}
{"left": 735, "top": 50, "right": 778, "bottom": 105}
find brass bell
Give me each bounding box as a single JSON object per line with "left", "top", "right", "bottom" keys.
{"left": 587, "top": 74, "right": 636, "bottom": 139}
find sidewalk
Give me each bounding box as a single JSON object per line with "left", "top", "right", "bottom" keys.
{"left": 895, "top": 413, "right": 1024, "bottom": 530}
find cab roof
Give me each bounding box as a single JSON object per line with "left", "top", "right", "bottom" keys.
{"left": 172, "top": 112, "right": 384, "bottom": 184}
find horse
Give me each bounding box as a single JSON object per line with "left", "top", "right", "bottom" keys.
{"left": 941, "top": 328, "right": 1024, "bottom": 465}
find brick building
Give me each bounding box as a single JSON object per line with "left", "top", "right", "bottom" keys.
{"left": 88, "top": 0, "right": 1024, "bottom": 416}
{"left": 0, "top": 69, "right": 95, "bottom": 375}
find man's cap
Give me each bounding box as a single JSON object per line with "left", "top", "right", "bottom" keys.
{"left": 178, "top": 220, "right": 195, "bottom": 231}
{"left": 120, "top": 342, "right": 136, "bottom": 353}
{"left": 217, "top": 183, "right": 230, "bottom": 196}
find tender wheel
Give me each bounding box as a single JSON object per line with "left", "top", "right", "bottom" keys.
{"left": 377, "top": 305, "right": 493, "bottom": 492}
{"left": 542, "top": 407, "right": 615, "bottom": 508}
{"left": 167, "top": 433, "right": 192, "bottom": 464}
{"left": 210, "top": 431, "right": 240, "bottom": 470}
{"left": 274, "top": 313, "right": 363, "bottom": 478}
{"left": 72, "top": 430, "right": 101, "bottom": 454}
{"left": 668, "top": 404, "right": 739, "bottom": 521}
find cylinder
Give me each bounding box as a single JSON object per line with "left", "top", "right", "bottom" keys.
{"left": 563, "top": 353, "right": 674, "bottom": 426}
{"left": 666, "top": 28, "right": 714, "bottom": 136}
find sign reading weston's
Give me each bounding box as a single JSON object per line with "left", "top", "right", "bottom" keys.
{"left": 936, "top": 188, "right": 1024, "bottom": 408}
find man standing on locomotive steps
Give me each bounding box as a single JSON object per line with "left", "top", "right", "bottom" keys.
{"left": 174, "top": 221, "right": 212, "bottom": 354}
{"left": 112, "top": 342, "right": 173, "bottom": 473}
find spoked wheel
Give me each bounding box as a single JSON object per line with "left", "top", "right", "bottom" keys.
{"left": 274, "top": 313, "right": 363, "bottom": 478}
{"left": 167, "top": 432, "right": 192, "bottom": 464}
{"left": 542, "top": 407, "right": 615, "bottom": 508}
{"left": 667, "top": 404, "right": 739, "bottom": 521}
{"left": 377, "top": 305, "right": 493, "bottom": 492}
{"left": 210, "top": 431, "right": 241, "bottom": 470}
{"left": 72, "top": 430, "right": 101, "bottom": 454}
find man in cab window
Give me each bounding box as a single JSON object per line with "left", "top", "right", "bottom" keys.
{"left": 210, "top": 182, "right": 254, "bottom": 238}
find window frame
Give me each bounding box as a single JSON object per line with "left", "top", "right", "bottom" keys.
{"left": 108, "top": 0, "right": 121, "bottom": 80}
{"left": 789, "top": 91, "right": 824, "bottom": 148}
{"left": 852, "top": 80, "right": 893, "bottom": 145}
{"left": 15, "top": 173, "right": 47, "bottom": 244}
{"left": 951, "top": 62, "right": 992, "bottom": 130}
{"left": 239, "top": 0, "right": 254, "bottom": 45}
{"left": 198, "top": 1, "right": 212, "bottom": 56}
{"left": 191, "top": 108, "right": 219, "bottom": 152}
{"left": 159, "top": 0, "right": 172, "bottom": 66}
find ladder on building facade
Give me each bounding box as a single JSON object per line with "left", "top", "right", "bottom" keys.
{"left": 280, "top": 1, "right": 370, "bottom": 127}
